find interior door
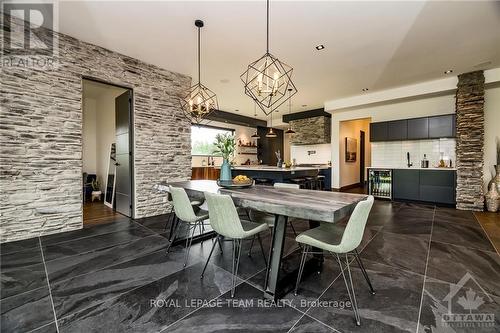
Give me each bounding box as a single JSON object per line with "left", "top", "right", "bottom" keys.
{"left": 115, "top": 90, "right": 133, "bottom": 217}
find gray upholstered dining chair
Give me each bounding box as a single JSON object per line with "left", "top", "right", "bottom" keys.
{"left": 294, "top": 195, "right": 375, "bottom": 326}
{"left": 167, "top": 186, "right": 210, "bottom": 267}
{"left": 247, "top": 182, "right": 301, "bottom": 255}
{"left": 201, "top": 192, "right": 269, "bottom": 297}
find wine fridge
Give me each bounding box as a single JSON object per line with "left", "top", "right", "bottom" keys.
{"left": 369, "top": 169, "right": 392, "bottom": 199}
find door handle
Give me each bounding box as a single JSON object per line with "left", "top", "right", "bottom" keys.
{"left": 115, "top": 162, "right": 120, "bottom": 166}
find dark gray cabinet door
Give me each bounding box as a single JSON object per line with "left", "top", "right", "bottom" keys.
{"left": 387, "top": 120, "right": 407, "bottom": 140}
{"left": 407, "top": 117, "right": 429, "bottom": 139}
{"left": 370, "top": 122, "right": 388, "bottom": 142}
{"left": 393, "top": 169, "right": 420, "bottom": 200}
{"left": 429, "top": 115, "right": 455, "bottom": 138}
{"left": 419, "top": 170, "right": 456, "bottom": 204}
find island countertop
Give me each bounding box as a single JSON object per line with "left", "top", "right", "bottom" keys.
{"left": 233, "top": 165, "right": 330, "bottom": 172}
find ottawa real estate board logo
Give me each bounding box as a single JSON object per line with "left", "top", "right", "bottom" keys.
{"left": 424, "top": 272, "right": 496, "bottom": 332}
{"left": 1, "top": 1, "right": 58, "bottom": 69}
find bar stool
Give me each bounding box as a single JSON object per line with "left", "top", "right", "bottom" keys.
{"left": 304, "top": 176, "right": 316, "bottom": 190}
{"left": 290, "top": 178, "right": 307, "bottom": 189}
{"left": 294, "top": 196, "right": 375, "bottom": 326}
{"left": 254, "top": 178, "right": 273, "bottom": 186}
{"left": 317, "top": 175, "right": 326, "bottom": 191}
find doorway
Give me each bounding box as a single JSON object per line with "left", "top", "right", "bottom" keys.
{"left": 82, "top": 79, "right": 134, "bottom": 225}
{"left": 360, "top": 130, "right": 365, "bottom": 185}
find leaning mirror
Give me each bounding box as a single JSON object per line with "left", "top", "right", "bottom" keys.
{"left": 104, "top": 143, "right": 116, "bottom": 208}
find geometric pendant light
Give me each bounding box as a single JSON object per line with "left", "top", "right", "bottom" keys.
{"left": 180, "top": 20, "right": 219, "bottom": 124}
{"left": 241, "top": 0, "right": 297, "bottom": 116}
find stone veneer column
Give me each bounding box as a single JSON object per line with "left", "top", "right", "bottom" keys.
{"left": 455, "top": 71, "right": 485, "bottom": 211}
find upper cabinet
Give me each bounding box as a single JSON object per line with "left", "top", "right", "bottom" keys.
{"left": 370, "top": 114, "right": 455, "bottom": 142}
{"left": 428, "top": 115, "right": 455, "bottom": 138}
{"left": 369, "top": 122, "right": 388, "bottom": 142}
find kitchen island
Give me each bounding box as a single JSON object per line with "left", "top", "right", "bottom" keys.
{"left": 232, "top": 165, "right": 331, "bottom": 188}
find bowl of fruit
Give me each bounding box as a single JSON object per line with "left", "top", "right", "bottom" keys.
{"left": 217, "top": 175, "right": 254, "bottom": 189}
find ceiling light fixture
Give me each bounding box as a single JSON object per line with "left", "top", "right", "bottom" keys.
{"left": 251, "top": 102, "right": 260, "bottom": 139}
{"left": 285, "top": 88, "right": 295, "bottom": 134}
{"left": 315, "top": 44, "right": 325, "bottom": 50}
{"left": 444, "top": 69, "right": 453, "bottom": 74}
{"left": 241, "top": 0, "right": 297, "bottom": 116}
{"left": 362, "top": 88, "right": 369, "bottom": 92}
{"left": 180, "top": 20, "right": 218, "bottom": 125}
{"left": 266, "top": 112, "right": 277, "bottom": 138}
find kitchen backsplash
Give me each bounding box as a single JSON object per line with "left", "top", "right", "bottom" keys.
{"left": 371, "top": 139, "right": 456, "bottom": 168}
{"left": 290, "top": 143, "right": 332, "bottom": 165}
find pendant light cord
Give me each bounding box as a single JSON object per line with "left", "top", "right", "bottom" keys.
{"left": 266, "top": 0, "right": 269, "bottom": 53}
{"left": 198, "top": 26, "right": 201, "bottom": 85}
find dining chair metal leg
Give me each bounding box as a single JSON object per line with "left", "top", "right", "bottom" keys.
{"left": 335, "top": 253, "right": 361, "bottom": 326}
{"left": 354, "top": 249, "right": 375, "bottom": 295}
{"left": 257, "top": 233, "right": 267, "bottom": 267}
{"left": 247, "top": 235, "right": 256, "bottom": 257}
{"left": 166, "top": 218, "right": 181, "bottom": 253}
{"left": 183, "top": 223, "right": 197, "bottom": 267}
{"left": 231, "top": 239, "right": 243, "bottom": 298}
{"left": 201, "top": 235, "right": 219, "bottom": 278}
{"left": 168, "top": 216, "right": 179, "bottom": 242}
{"left": 294, "top": 245, "right": 309, "bottom": 296}
{"left": 165, "top": 206, "right": 174, "bottom": 232}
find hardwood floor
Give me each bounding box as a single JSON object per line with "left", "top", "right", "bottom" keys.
{"left": 475, "top": 211, "right": 500, "bottom": 254}
{"left": 83, "top": 201, "right": 126, "bottom": 227}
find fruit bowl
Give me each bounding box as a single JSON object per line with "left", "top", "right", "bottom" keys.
{"left": 217, "top": 175, "right": 254, "bottom": 189}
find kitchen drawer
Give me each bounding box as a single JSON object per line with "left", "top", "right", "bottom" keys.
{"left": 419, "top": 170, "right": 456, "bottom": 204}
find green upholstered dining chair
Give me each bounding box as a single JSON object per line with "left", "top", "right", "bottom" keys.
{"left": 167, "top": 186, "right": 209, "bottom": 267}
{"left": 247, "top": 182, "right": 301, "bottom": 255}
{"left": 294, "top": 195, "right": 375, "bottom": 326}
{"left": 201, "top": 192, "right": 269, "bottom": 297}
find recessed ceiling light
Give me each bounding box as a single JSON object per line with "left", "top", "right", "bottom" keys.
{"left": 315, "top": 44, "right": 325, "bottom": 50}
{"left": 220, "top": 79, "right": 230, "bottom": 83}
{"left": 235, "top": 109, "right": 239, "bottom": 112}
{"left": 444, "top": 69, "right": 453, "bottom": 74}
{"left": 362, "top": 88, "right": 369, "bottom": 92}
{"left": 301, "top": 104, "right": 307, "bottom": 107}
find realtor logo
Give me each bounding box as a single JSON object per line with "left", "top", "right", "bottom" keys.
{"left": 425, "top": 272, "right": 495, "bottom": 331}
{"left": 1, "top": 0, "right": 58, "bottom": 68}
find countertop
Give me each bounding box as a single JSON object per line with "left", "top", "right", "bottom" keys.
{"left": 233, "top": 165, "right": 330, "bottom": 172}
{"left": 367, "top": 166, "right": 457, "bottom": 171}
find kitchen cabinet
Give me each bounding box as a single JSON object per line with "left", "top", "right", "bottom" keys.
{"left": 392, "top": 169, "right": 456, "bottom": 204}
{"left": 191, "top": 167, "right": 220, "bottom": 180}
{"left": 407, "top": 117, "right": 429, "bottom": 140}
{"left": 428, "top": 115, "right": 455, "bottom": 138}
{"left": 419, "top": 170, "right": 456, "bottom": 204}
{"left": 387, "top": 120, "right": 407, "bottom": 141}
{"left": 370, "top": 122, "right": 388, "bottom": 142}
{"left": 370, "top": 114, "right": 455, "bottom": 142}
{"left": 393, "top": 169, "right": 420, "bottom": 201}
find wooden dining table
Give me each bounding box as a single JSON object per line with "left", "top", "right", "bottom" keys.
{"left": 155, "top": 180, "right": 367, "bottom": 300}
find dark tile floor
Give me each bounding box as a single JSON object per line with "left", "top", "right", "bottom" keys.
{"left": 1, "top": 201, "right": 499, "bottom": 333}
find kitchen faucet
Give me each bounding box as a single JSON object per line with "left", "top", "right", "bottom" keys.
{"left": 407, "top": 152, "right": 413, "bottom": 168}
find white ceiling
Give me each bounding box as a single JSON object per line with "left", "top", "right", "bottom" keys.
{"left": 59, "top": 1, "right": 500, "bottom": 119}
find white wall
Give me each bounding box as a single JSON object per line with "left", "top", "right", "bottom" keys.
{"left": 82, "top": 98, "right": 97, "bottom": 174}
{"left": 339, "top": 118, "right": 371, "bottom": 187}
{"left": 329, "top": 93, "right": 455, "bottom": 188}
{"left": 290, "top": 143, "right": 332, "bottom": 165}
{"left": 484, "top": 85, "right": 500, "bottom": 191}
{"left": 192, "top": 120, "right": 259, "bottom": 167}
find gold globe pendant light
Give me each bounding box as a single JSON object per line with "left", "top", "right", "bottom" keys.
{"left": 266, "top": 114, "right": 277, "bottom": 138}
{"left": 241, "top": 0, "right": 297, "bottom": 116}
{"left": 180, "top": 20, "right": 218, "bottom": 124}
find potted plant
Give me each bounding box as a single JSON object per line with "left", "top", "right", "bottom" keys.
{"left": 91, "top": 179, "right": 102, "bottom": 202}
{"left": 213, "top": 133, "right": 236, "bottom": 181}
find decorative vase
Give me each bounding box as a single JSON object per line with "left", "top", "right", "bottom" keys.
{"left": 220, "top": 159, "right": 232, "bottom": 181}
{"left": 485, "top": 182, "right": 499, "bottom": 212}
{"left": 494, "top": 165, "right": 500, "bottom": 194}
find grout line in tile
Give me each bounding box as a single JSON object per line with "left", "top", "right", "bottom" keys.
{"left": 415, "top": 205, "right": 436, "bottom": 333}
{"left": 38, "top": 237, "right": 60, "bottom": 333}
{"left": 429, "top": 239, "right": 498, "bottom": 255}
{"left": 24, "top": 321, "right": 56, "bottom": 333}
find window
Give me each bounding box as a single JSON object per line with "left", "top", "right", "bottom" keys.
{"left": 191, "top": 125, "right": 234, "bottom": 156}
